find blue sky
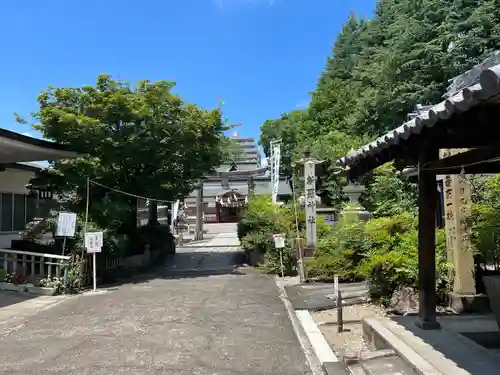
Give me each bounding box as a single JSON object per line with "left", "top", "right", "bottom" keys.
{"left": 0, "top": 0, "right": 375, "bottom": 143}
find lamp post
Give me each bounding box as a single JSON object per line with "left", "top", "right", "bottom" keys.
{"left": 292, "top": 147, "right": 324, "bottom": 282}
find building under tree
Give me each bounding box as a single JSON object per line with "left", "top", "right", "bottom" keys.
{"left": 183, "top": 132, "right": 292, "bottom": 223}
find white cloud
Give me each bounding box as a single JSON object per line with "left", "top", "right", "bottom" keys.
{"left": 21, "top": 132, "right": 33, "bottom": 137}
{"left": 295, "top": 100, "right": 309, "bottom": 109}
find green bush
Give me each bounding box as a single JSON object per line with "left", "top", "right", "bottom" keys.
{"left": 358, "top": 225, "right": 451, "bottom": 306}
{"left": 132, "top": 224, "right": 175, "bottom": 259}
{"left": 237, "top": 196, "right": 299, "bottom": 274}
{"left": 306, "top": 212, "right": 452, "bottom": 304}
{"left": 472, "top": 175, "right": 500, "bottom": 263}
{"left": 306, "top": 216, "right": 371, "bottom": 281}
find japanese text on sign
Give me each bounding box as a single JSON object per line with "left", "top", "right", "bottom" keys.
{"left": 56, "top": 212, "right": 77, "bottom": 237}
{"left": 273, "top": 234, "right": 285, "bottom": 249}
{"left": 85, "top": 232, "right": 103, "bottom": 253}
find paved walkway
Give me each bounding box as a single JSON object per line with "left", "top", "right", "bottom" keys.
{"left": 0, "top": 232, "right": 311, "bottom": 375}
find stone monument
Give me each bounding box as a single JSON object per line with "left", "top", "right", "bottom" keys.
{"left": 440, "top": 149, "right": 480, "bottom": 313}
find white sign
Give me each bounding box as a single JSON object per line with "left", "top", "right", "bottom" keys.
{"left": 273, "top": 234, "right": 285, "bottom": 249}
{"left": 56, "top": 212, "right": 77, "bottom": 237}
{"left": 85, "top": 232, "right": 103, "bottom": 253}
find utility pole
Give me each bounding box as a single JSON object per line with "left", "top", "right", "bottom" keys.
{"left": 195, "top": 181, "right": 204, "bottom": 241}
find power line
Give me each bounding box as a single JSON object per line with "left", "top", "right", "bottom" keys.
{"left": 89, "top": 179, "right": 173, "bottom": 203}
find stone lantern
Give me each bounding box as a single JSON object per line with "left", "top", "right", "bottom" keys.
{"left": 341, "top": 182, "right": 371, "bottom": 221}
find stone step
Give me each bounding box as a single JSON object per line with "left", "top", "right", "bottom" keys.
{"left": 341, "top": 349, "right": 415, "bottom": 375}
{"left": 359, "top": 355, "right": 415, "bottom": 375}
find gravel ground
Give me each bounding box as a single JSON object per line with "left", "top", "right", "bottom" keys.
{"left": 312, "top": 303, "right": 386, "bottom": 357}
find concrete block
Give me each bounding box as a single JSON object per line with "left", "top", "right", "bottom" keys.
{"left": 449, "top": 291, "right": 490, "bottom": 314}
{"left": 483, "top": 276, "right": 500, "bottom": 329}
{"left": 26, "top": 285, "right": 57, "bottom": 296}
{"left": 0, "top": 282, "right": 26, "bottom": 293}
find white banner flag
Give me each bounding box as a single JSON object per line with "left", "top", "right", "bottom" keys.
{"left": 271, "top": 143, "right": 281, "bottom": 203}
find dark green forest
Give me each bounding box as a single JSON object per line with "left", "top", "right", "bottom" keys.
{"left": 249, "top": 0, "right": 500, "bottom": 294}
{"left": 260, "top": 0, "right": 500, "bottom": 211}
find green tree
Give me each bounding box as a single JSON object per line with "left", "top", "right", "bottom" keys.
{"left": 28, "top": 75, "right": 230, "bottom": 234}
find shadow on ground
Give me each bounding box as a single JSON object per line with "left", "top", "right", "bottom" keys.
{"left": 391, "top": 316, "right": 500, "bottom": 374}
{"left": 96, "top": 249, "right": 249, "bottom": 290}
{"left": 0, "top": 290, "right": 37, "bottom": 309}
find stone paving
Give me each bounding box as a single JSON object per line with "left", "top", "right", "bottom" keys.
{"left": 0, "top": 232, "right": 312, "bottom": 375}
{"left": 285, "top": 281, "right": 368, "bottom": 311}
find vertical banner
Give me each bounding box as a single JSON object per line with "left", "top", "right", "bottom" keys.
{"left": 304, "top": 161, "right": 317, "bottom": 247}
{"left": 271, "top": 143, "right": 281, "bottom": 203}
{"left": 270, "top": 145, "right": 275, "bottom": 200}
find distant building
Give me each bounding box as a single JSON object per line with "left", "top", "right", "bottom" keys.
{"left": 183, "top": 132, "right": 292, "bottom": 223}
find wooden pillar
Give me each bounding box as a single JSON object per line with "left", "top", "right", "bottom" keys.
{"left": 148, "top": 201, "right": 158, "bottom": 226}
{"left": 416, "top": 147, "right": 441, "bottom": 330}
{"left": 216, "top": 202, "right": 221, "bottom": 223}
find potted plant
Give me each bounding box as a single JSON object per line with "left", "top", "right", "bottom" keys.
{"left": 26, "top": 277, "right": 62, "bottom": 296}
{"left": 1, "top": 272, "right": 27, "bottom": 292}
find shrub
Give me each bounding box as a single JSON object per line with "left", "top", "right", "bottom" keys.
{"left": 237, "top": 196, "right": 298, "bottom": 273}
{"left": 306, "top": 217, "right": 371, "bottom": 281}
{"left": 306, "top": 212, "right": 452, "bottom": 305}
{"left": 358, "top": 227, "right": 452, "bottom": 305}
{"left": 132, "top": 224, "right": 175, "bottom": 259}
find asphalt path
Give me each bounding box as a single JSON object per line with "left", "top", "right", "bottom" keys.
{"left": 0, "top": 233, "right": 311, "bottom": 375}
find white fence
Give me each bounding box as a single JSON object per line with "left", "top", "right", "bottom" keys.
{"left": 0, "top": 249, "right": 70, "bottom": 280}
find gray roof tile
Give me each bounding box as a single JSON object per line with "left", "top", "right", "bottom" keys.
{"left": 337, "top": 62, "right": 500, "bottom": 168}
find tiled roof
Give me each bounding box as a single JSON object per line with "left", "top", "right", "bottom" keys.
{"left": 337, "top": 62, "right": 500, "bottom": 169}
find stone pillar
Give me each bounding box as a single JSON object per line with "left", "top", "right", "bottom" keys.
{"left": 248, "top": 176, "right": 255, "bottom": 197}
{"left": 304, "top": 161, "right": 318, "bottom": 248}
{"left": 441, "top": 149, "right": 476, "bottom": 312}
{"left": 340, "top": 183, "right": 372, "bottom": 221}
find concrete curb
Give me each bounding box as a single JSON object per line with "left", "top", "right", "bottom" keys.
{"left": 276, "top": 277, "right": 349, "bottom": 375}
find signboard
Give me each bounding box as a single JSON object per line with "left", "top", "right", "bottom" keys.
{"left": 85, "top": 232, "right": 103, "bottom": 253}
{"left": 273, "top": 234, "right": 285, "bottom": 249}
{"left": 56, "top": 212, "right": 77, "bottom": 237}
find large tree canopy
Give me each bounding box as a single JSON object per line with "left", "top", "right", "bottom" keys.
{"left": 29, "top": 75, "right": 231, "bottom": 230}
{"left": 259, "top": 0, "right": 500, "bottom": 210}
